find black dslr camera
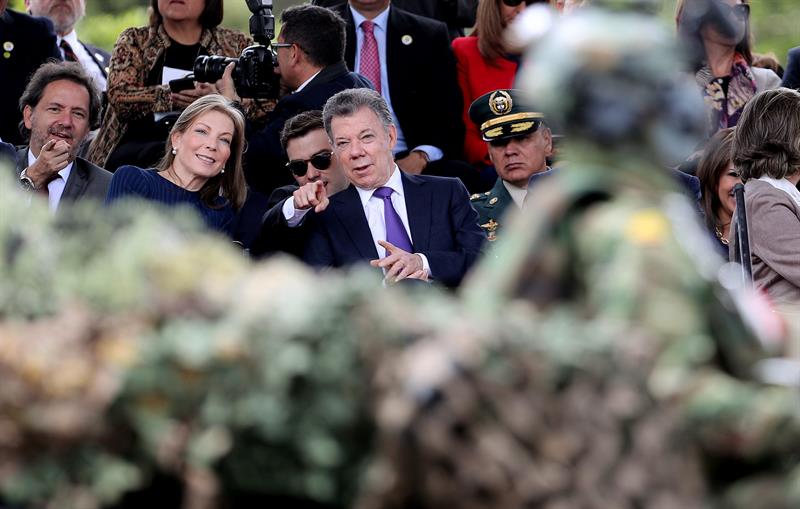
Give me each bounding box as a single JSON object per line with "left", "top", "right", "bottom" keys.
{"left": 192, "top": 0, "right": 281, "bottom": 99}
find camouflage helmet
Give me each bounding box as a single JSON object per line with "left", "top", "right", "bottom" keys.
{"left": 514, "top": 4, "right": 706, "bottom": 166}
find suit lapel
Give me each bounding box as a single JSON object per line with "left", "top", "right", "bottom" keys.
{"left": 385, "top": 7, "right": 403, "bottom": 100}
{"left": 60, "top": 158, "right": 89, "bottom": 204}
{"left": 15, "top": 148, "right": 26, "bottom": 177}
{"left": 332, "top": 186, "right": 379, "bottom": 259}
{"left": 401, "top": 173, "right": 432, "bottom": 252}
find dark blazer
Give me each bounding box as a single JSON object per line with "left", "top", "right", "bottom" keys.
{"left": 0, "top": 141, "right": 15, "bottom": 165}
{"left": 249, "top": 184, "right": 316, "bottom": 259}
{"left": 244, "top": 61, "right": 373, "bottom": 195}
{"left": 782, "top": 46, "right": 800, "bottom": 90}
{"left": 331, "top": 3, "right": 465, "bottom": 159}
{"left": 314, "top": 0, "right": 477, "bottom": 39}
{"left": 15, "top": 147, "right": 112, "bottom": 206}
{"left": 303, "top": 173, "right": 484, "bottom": 288}
{"left": 0, "top": 10, "right": 62, "bottom": 145}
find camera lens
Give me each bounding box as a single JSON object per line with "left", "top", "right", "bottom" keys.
{"left": 194, "top": 55, "right": 239, "bottom": 83}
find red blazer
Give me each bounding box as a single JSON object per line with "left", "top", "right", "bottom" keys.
{"left": 452, "top": 36, "right": 518, "bottom": 167}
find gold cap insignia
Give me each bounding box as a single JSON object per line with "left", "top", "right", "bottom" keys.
{"left": 488, "top": 90, "right": 512, "bottom": 116}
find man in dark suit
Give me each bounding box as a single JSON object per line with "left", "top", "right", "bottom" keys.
{"left": 0, "top": 0, "right": 61, "bottom": 145}
{"left": 26, "top": 0, "right": 110, "bottom": 91}
{"left": 304, "top": 89, "right": 484, "bottom": 288}
{"left": 323, "top": 1, "right": 482, "bottom": 191}
{"left": 14, "top": 61, "right": 111, "bottom": 210}
{"left": 313, "top": 0, "right": 478, "bottom": 39}
{"left": 250, "top": 110, "right": 350, "bottom": 258}
{"left": 235, "top": 4, "right": 373, "bottom": 196}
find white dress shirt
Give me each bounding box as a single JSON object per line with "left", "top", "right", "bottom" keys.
{"left": 354, "top": 166, "right": 430, "bottom": 274}
{"left": 503, "top": 180, "right": 528, "bottom": 208}
{"left": 59, "top": 30, "right": 107, "bottom": 91}
{"left": 27, "top": 149, "right": 73, "bottom": 213}
{"left": 349, "top": 5, "right": 442, "bottom": 162}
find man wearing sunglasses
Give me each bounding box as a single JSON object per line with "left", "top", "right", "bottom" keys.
{"left": 467, "top": 89, "right": 553, "bottom": 241}
{"left": 251, "top": 110, "right": 349, "bottom": 258}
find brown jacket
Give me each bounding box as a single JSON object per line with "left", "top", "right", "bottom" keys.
{"left": 87, "top": 24, "right": 274, "bottom": 167}
{"left": 732, "top": 179, "right": 800, "bottom": 305}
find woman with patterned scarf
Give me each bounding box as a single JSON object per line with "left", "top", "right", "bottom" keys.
{"left": 676, "top": 0, "right": 780, "bottom": 136}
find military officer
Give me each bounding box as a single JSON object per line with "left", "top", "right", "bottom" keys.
{"left": 467, "top": 89, "right": 553, "bottom": 241}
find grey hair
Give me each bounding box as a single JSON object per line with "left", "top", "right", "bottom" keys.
{"left": 322, "top": 88, "right": 394, "bottom": 139}
{"left": 733, "top": 87, "right": 800, "bottom": 181}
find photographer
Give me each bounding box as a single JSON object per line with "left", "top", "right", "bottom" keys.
{"left": 218, "top": 4, "right": 373, "bottom": 196}
{"left": 87, "top": 0, "right": 272, "bottom": 172}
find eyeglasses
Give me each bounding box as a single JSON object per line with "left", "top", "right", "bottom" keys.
{"left": 285, "top": 152, "right": 333, "bottom": 176}
{"left": 501, "top": 0, "right": 538, "bottom": 7}
{"left": 272, "top": 42, "right": 294, "bottom": 50}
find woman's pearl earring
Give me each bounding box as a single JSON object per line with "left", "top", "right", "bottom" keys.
{"left": 171, "top": 148, "right": 177, "bottom": 155}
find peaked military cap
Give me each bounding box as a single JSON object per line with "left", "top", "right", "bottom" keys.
{"left": 468, "top": 89, "right": 544, "bottom": 142}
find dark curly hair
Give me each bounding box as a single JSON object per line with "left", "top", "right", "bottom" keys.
{"left": 18, "top": 61, "right": 102, "bottom": 139}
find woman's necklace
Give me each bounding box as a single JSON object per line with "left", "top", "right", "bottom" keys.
{"left": 715, "top": 222, "right": 731, "bottom": 245}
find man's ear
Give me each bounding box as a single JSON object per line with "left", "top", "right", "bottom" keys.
{"left": 387, "top": 124, "right": 398, "bottom": 151}
{"left": 22, "top": 105, "right": 33, "bottom": 130}
{"left": 542, "top": 128, "right": 553, "bottom": 157}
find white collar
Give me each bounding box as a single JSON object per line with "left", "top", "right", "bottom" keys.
{"left": 355, "top": 165, "right": 403, "bottom": 208}
{"left": 350, "top": 4, "right": 390, "bottom": 32}
{"left": 294, "top": 69, "right": 322, "bottom": 93}
{"left": 757, "top": 175, "right": 800, "bottom": 209}
{"left": 502, "top": 180, "right": 527, "bottom": 208}
{"left": 58, "top": 29, "right": 80, "bottom": 49}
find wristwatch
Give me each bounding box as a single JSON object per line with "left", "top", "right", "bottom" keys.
{"left": 19, "top": 168, "right": 36, "bottom": 191}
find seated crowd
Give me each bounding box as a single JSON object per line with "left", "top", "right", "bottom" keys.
{"left": 1, "top": 0, "right": 798, "bottom": 303}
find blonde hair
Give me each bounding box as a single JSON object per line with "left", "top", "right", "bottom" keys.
{"left": 158, "top": 94, "right": 247, "bottom": 210}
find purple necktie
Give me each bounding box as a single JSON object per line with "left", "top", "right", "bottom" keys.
{"left": 359, "top": 20, "right": 382, "bottom": 94}
{"left": 373, "top": 186, "right": 413, "bottom": 252}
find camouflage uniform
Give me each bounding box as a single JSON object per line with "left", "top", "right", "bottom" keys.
{"left": 355, "top": 5, "right": 800, "bottom": 509}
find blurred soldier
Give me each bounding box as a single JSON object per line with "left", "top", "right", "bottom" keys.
{"left": 26, "top": 0, "right": 110, "bottom": 91}
{"left": 467, "top": 88, "right": 553, "bottom": 241}
{"left": 356, "top": 4, "right": 800, "bottom": 509}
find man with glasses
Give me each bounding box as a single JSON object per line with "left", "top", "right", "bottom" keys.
{"left": 230, "top": 4, "right": 373, "bottom": 197}
{"left": 251, "top": 110, "right": 349, "bottom": 258}
{"left": 467, "top": 89, "right": 553, "bottom": 241}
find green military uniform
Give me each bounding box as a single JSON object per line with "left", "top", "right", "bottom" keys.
{"left": 469, "top": 179, "right": 514, "bottom": 241}
{"left": 357, "top": 6, "right": 800, "bottom": 509}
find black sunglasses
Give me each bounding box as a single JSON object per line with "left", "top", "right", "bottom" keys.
{"left": 502, "top": 0, "right": 539, "bottom": 6}
{"left": 285, "top": 152, "right": 333, "bottom": 176}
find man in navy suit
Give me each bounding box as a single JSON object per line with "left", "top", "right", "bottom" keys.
{"left": 304, "top": 88, "right": 484, "bottom": 288}
{"left": 26, "top": 0, "right": 111, "bottom": 91}
{"left": 237, "top": 4, "right": 373, "bottom": 196}
{"left": 0, "top": 0, "right": 61, "bottom": 145}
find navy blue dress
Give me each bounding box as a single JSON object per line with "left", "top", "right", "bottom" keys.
{"left": 105, "top": 166, "right": 235, "bottom": 235}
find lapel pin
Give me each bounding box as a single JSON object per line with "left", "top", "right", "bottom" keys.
{"left": 401, "top": 35, "right": 413, "bottom": 46}
{"left": 3, "top": 41, "right": 13, "bottom": 52}
{"left": 94, "top": 52, "right": 104, "bottom": 61}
